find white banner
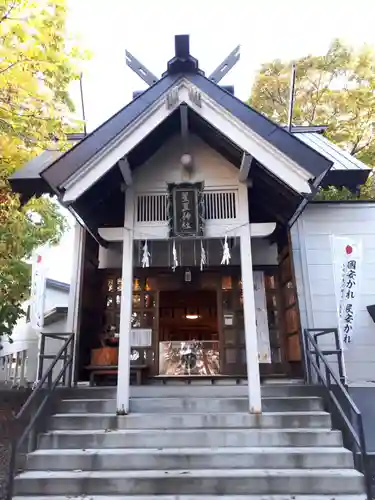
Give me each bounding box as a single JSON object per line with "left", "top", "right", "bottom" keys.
{"left": 253, "top": 271, "right": 271, "bottom": 363}
{"left": 30, "top": 251, "right": 47, "bottom": 330}
{"left": 331, "top": 236, "right": 362, "bottom": 346}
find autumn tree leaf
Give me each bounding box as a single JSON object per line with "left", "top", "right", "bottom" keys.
{"left": 0, "top": 0, "right": 88, "bottom": 344}
{"left": 249, "top": 39, "right": 375, "bottom": 200}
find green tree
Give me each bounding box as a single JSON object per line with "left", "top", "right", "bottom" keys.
{"left": 0, "top": 0, "right": 86, "bottom": 344}
{"left": 249, "top": 39, "right": 375, "bottom": 199}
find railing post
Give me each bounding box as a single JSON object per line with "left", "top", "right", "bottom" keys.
{"left": 304, "top": 332, "right": 312, "bottom": 383}
{"left": 19, "top": 350, "right": 26, "bottom": 388}
{"left": 324, "top": 361, "right": 331, "bottom": 386}
{"left": 5, "top": 354, "right": 11, "bottom": 384}
{"left": 324, "top": 363, "right": 334, "bottom": 417}
{"left": 301, "top": 329, "right": 311, "bottom": 383}
{"left": 47, "top": 370, "right": 53, "bottom": 391}
{"left": 62, "top": 347, "right": 67, "bottom": 386}
{"left": 314, "top": 334, "right": 321, "bottom": 379}
{"left": 6, "top": 440, "right": 17, "bottom": 500}
{"left": 356, "top": 415, "right": 372, "bottom": 500}
{"left": 333, "top": 328, "right": 346, "bottom": 386}
{"left": 14, "top": 352, "right": 20, "bottom": 388}
{"left": 67, "top": 337, "right": 74, "bottom": 388}
{"left": 10, "top": 354, "right": 16, "bottom": 387}
{"left": 37, "top": 334, "right": 45, "bottom": 381}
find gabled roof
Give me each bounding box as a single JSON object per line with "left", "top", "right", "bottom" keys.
{"left": 9, "top": 136, "right": 81, "bottom": 203}
{"left": 46, "top": 278, "right": 70, "bottom": 293}
{"left": 11, "top": 34, "right": 370, "bottom": 236}
{"left": 295, "top": 132, "right": 370, "bottom": 172}
{"left": 38, "top": 72, "right": 331, "bottom": 193}
{"left": 41, "top": 74, "right": 182, "bottom": 190}
{"left": 294, "top": 131, "right": 370, "bottom": 190}
{"left": 186, "top": 74, "right": 332, "bottom": 179}
{"left": 10, "top": 35, "right": 333, "bottom": 202}
{"left": 43, "top": 306, "right": 68, "bottom": 326}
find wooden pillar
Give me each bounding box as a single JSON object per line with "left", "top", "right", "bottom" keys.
{"left": 237, "top": 182, "right": 262, "bottom": 414}
{"left": 116, "top": 188, "right": 135, "bottom": 414}
{"left": 240, "top": 223, "right": 262, "bottom": 413}
{"left": 67, "top": 222, "right": 85, "bottom": 386}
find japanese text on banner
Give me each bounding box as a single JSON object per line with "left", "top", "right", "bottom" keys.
{"left": 331, "top": 236, "right": 362, "bottom": 345}
{"left": 30, "top": 251, "right": 47, "bottom": 330}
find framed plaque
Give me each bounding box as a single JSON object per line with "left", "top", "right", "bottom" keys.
{"left": 167, "top": 182, "right": 204, "bottom": 237}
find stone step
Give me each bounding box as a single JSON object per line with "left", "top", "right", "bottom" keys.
{"left": 13, "top": 468, "right": 365, "bottom": 496}
{"left": 130, "top": 396, "right": 324, "bottom": 413}
{"left": 49, "top": 411, "right": 332, "bottom": 430}
{"left": 56, "top": 396, "right": 324, "bottom": 414}
{"left": 57, "top": 384, "right": 320, "bottom": 400}
{"left": 12, "top": 496, "right": 368, "bottom": 500}
{"left": 38, "top": 428, "right": 343, "bottom": 449}
{"left": 26, "top": 447, "right": 354, "bottom": 471}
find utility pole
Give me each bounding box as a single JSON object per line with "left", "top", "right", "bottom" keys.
{"left": 287, "top": 63, "right": 296, "bottom": 132}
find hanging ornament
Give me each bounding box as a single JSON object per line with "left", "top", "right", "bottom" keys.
{"left": 200, "top": 240, "right": 206, "bottom": 271}
{"left": 141, "top": 240, "right": 150, "bottom": 268}
{"left": 172, "top": 239, "right": 178, "bottom": 271}
{"left": 221, "top": 235, "right": 231, "bottom": 265}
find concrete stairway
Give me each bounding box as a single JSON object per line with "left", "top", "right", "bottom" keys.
{"left": 13, "top": 382, "right": 366, "bottom": 500}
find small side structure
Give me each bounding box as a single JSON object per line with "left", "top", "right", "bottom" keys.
{"left": 0, "top": 279, "right": 70, "bottom": 386}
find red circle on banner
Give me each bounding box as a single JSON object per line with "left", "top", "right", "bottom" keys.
{"left": 37, "top": 255, "right": 42, "bottom": 263}
{"left": 345, "top": 245, "right": 353, "bottom": 255}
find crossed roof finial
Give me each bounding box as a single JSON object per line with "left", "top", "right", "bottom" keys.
{"left": 125, "top": 34, "right": 240, "bottom": 89}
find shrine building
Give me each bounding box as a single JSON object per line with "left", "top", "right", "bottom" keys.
{"left": 9, "top": 35, "right": 375, "bottom": 417}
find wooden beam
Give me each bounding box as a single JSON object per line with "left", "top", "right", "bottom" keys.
{"left": 180, "top": 103, "right": 189, "bottom": 153}
{"left": 98, "top": 223, "right": 276, "bottom": 242}
{"left": 118, "top": 157, "right": 132, "bottom": 186}
{"left": 125, "top": 50, "right": 158, "bottom": 86}
{"left": 209, "top": 45, "right": 240, "bottom": 83}
{"left": 239, "top": 152, "right": 252, "bottom": 182}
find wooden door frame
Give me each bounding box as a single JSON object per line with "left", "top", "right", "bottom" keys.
{"left": 276, "top": 231, "right": 304, "bottom": 378}
{"left": 154, "top": 268, "right": 222, "bottom": 376}
{"left": 257, "top": 265, "right": 289, "bottom": 377}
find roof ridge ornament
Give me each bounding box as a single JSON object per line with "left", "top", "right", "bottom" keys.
{"left": 209, "top": 45, "right": 240, "bottom": 84}
{"left": 126, "top": 34, "right": 240, "bottom": 90}
{"left": 165, "top": 87, "right": 180, "bottom": 109}
{"left": 164, "top": 34, "right": 202, "bottom": 76}
{"left": 188, "top": 85, "right": 202, "bottom": 107}
{"left": 125, "top": 50, "right": 158, "bottom": 87}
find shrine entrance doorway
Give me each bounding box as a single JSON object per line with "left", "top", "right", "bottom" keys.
{"left": 158, "top": 289, "right": 220, "bottom": 376}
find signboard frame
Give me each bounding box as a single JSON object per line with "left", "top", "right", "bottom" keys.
{"left": 167, "top": 182, "right": 204, "bottom": 238}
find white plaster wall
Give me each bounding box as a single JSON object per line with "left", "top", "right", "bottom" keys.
{"left": 99, "top": 244, "right": 122, "bottom": 268}
{"left": 252, "top": 239, "right": 277, "bottom": 266}
{"left": 98, "top": 134, "right": 278, "bottom": 268}
{"left": 131, "top": 133, "right": 247, "bottom": 240}
{"left": 134, "top": 134, "right": 240, "bottom": 191}
{"left": 291, "top": 202, "right": 375, "bottom": 385}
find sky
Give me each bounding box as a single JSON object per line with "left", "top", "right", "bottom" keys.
{"left": 46, "top": 0, "right": 375, "bottom": 284}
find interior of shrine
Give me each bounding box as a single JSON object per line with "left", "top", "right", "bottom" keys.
{"left": 75, "top": 232, "right": 302, "bottom": 384}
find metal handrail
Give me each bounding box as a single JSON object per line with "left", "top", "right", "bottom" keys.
{"left": 304, "top": 328, "right": 372, "bottom": 500}
{"left": 305, "top": 328, "right": 346, "bottom": 385}
{"left": 6, "top": 332, "right": 74, "bottom": 500}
